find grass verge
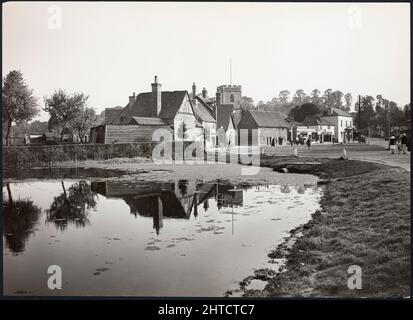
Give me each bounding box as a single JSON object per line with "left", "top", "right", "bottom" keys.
{"left": 243, "top": 156, "right": 410, "bottom": 298}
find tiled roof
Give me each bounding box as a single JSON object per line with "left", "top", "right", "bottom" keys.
{"left": 300, "top": 115, "right": 334, "bottom": 126}
{"left": 110, "top": 91, "right": 187, "bottom": 124}
{"left": 329, "top": 108, "right": 352, "bottom": 117}
{"left": 193, "top": 102, "right": 215, "bottom": 123}
{"left": 217, "top": 104, "right": 234, "bottom": 131}
{"left": 249, "top": 110, "right": 290, "bottom": 128}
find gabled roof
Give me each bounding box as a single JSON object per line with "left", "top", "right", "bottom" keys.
{"left": 248, "top": 110, "right": 290, "bottom": 128}
{"left": 129, "top": 117, "right": 167, "bottom": 125}
{"left": 105, "top": 107, "right": 123, "bottom": 124}
{"left": 192, "top": 101, "right": 215, "bottom": 123}
{"left": 110, "top": 91, "right": 188, "bottom": 125}
{"left": 300, "top": 115, "right": 334, "bottom": 126}
{"left": 327, "top": 108, "right": 352, "bottom": 117}
{"left": 217, "top": 104, "right": 234, "bottom": 131}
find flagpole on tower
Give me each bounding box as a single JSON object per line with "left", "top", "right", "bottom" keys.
{"left": 230, "top": 57, "right": 232, "bottom": 85}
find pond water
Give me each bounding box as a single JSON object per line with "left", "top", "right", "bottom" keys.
{"left": 3, "top": 178, "right": 321, "bottom": 296}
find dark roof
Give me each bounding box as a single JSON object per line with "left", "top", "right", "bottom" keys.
{"left": 329, "top": 108, "right": 352, "bottom": 117}
{"left": 216, "top": 104, "right": 234, "bottom": 131}
{"left": 110, "top": 91, "right": 188, "bottom": 124}
{"left": 193, "top": 101, "right": 215, "bottom": 123}
{"left": 105, "top": 107, "right": 123, "bottom": 124}
{"left": 248, "top": 110, "right": 290, "bottom": 128}
{"left": 300, "top": 115, "right": 334, "bottom": 126}
{"left": 129, "top": 117, "right": 167, "bottom": 125}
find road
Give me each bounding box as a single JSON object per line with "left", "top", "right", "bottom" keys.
{"left": 221, "top": 139, "right": 411, "bottom": 172}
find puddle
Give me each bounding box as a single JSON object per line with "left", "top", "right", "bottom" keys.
{"left": 3, "top": 177, "right": 320, "bottom": 296}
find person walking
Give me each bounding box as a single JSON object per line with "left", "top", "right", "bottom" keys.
{"left": 401, "top": 133, "right": 408, "bottom": 154}
{"left": 306, "top": 136, "right": 312, "bottom": 150}
{"left": 389, "top": 134, "right": 397, "bottom": 155}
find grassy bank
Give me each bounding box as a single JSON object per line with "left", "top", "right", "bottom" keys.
{"left": 242, "top": 156, "right": 410, "bottom": 298}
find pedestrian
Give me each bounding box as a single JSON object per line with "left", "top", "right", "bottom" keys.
{"left": 306, "top": 137, "right": 311, "bottom": 150}
{"left": 401, "top": 133, "right": 408, "bottom": 154}
{"left": 389, "top": 134, "right": 397, "bottom": 155}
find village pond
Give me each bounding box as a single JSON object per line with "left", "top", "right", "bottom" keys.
{"left": 3, "top": 176, "right": 321, "bottom": 296}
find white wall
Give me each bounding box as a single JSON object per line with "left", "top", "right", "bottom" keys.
{"left": 322, "top": 115, "right": 352, "bottom": 142}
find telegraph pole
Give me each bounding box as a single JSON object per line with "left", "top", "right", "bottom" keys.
{"left": 358, "top": 95, "right": 361, "bottom": 142}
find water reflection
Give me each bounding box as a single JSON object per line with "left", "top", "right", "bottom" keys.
{"left": 46, "top": 181, "right": 97, "bottom": 231}
{"left": 3, "top": 183, "right": 41, "bottom": 254}
{"left": 3, "top": 178, "right": 320, "bottom": 296}
{"left": 90, "top": 180, "right": 246, "bottom": 235}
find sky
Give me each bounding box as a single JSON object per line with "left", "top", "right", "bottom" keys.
{"left": 2, "top": 2, "right": 410, "bottom": 121}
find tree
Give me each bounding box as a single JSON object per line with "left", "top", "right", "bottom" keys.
{"left": 403, "top": 103, "right": 410, "bottom": 124}
{"left": 279, "top": 90, "right": 291, "bottom": 104}
{"left": 354, "top": 96, "right": 375, "bottom": 132}
{"left": 344, "top": 93, "right": 352, "bottom": 111}
{"left": 44, "top": 89, "right": 89, "bottom": 142}
{"left": 322, "top": 89, "right": 333, "bottom": 110}
{"left": 310, "top": 89, "right": 322, "bottom": 106}
{"left": 330, "top": 90, "right": 344, "bottom": 109}
{"left": 288, "top": 103, "right": 321, "bottom": 122}
{"left": 71, "top": 107, "right": 97, "bottom": 142}
{"left": 240, "top": 96, "right": 255, "bottom": 110}
{"left": 292, "top": 89, "right": 307, "bottom": 105}
{"left": 2, "top": 70, "right": 39, "bottom": 146}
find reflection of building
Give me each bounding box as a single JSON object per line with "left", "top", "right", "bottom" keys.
{"left": 92, "top": 181, "right": 197, "bottom": 234}
{"left": 216, "top": 184, "right": 243, "bottom": 209}
{"left": 91, "top": 180, "right": 246, "bottom": 234}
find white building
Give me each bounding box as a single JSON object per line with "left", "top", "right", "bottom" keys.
{"left": 321, "top": 108, "right": 354, "bottom": 143}
{"left": 297, "top": 115, "right": 335, "bottom": 143}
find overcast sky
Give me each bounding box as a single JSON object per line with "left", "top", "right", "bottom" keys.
{"left": 3, "top": 2, "right": 410, "bottom": 121}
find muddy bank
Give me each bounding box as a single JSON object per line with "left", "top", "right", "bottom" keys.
{"left": 5, "top": 157, "right": 318, "bottom": 186}
{"left": 232, "top": 156, "right": 410, "bottom": 298}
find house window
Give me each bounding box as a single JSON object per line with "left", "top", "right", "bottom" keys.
{"left": 328, "top": 125, "right": 330, "bottom": 129}
{"left": 346, "top": 120, "right": 348, "bottom": 127}
{"left": 230, "top": 94, "right": 234, "bottom": 103}
{"left": 341, "top": 120, "right": 343, "bottom": 127}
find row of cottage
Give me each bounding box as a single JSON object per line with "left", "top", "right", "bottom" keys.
{"left": 90, "top": 77, "right": 355, "bottom": 147}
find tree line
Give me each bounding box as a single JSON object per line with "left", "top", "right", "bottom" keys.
{"left": 2, "top": 70, "right": 98, "bottom": 146}
{"left": 252, "top": 89, "right": 353, "bottom": 113}
{"left": 240, "top": 89, "right": 410, "bottom": 137}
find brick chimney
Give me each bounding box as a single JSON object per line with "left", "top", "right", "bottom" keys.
{"left": 202, "top": 87, "right": 207, "bottom": 98}
{"left": 129, "top": 92, "right": 136, "bottom": 105}
{"left": 151, "top": 76, "right": 162, "bottom": 117}
{"left": 192, "top": 82, "right": 197, "bottom": 105}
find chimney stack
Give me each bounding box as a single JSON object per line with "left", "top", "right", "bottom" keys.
{"left": 151, "top": 76, "right": 162, "bottom": 117}
{"left": 202, "top": 87, "right": 207, "bottom": 98}
{"left": 129, "top": 92, "right": 136, "bottom": 105}
{"left": 192, "top": 82, "right": 197, "bottom": 105}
